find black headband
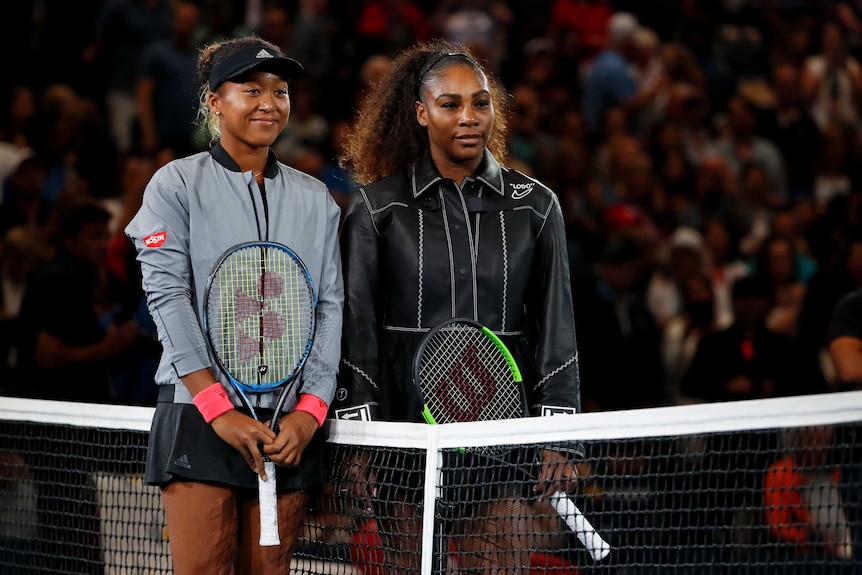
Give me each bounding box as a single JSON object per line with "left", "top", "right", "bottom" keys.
{"left": 414, "top": 52, "right": 480, "bottom": 98}
{"left": 209, "top": 45, "right": 303, "bottom": 91}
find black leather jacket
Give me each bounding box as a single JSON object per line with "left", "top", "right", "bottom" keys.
{"left": 333, "top": 150, "right": 583, "bottom": 456}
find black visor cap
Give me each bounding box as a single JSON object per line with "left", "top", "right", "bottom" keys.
{"left": 209, "top": 45, "right": 303, "bottom": 90}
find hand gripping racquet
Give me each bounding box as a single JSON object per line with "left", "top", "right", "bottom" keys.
{"left": 412, "top": 318, "right": 610, "bottom": 561}
{"left": 203, "top": 241, "right": 316, "bottom": 546}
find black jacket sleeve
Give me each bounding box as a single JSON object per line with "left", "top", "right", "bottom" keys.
{"left": 527, "top": 193, "right": 584, "bottom": 458}
{"left": 332, "top": 190, "right": 382, "bottom": 421}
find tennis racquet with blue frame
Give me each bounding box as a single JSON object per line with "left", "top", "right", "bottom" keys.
{"left": 412, "top": 317, "right": 610, "bottom": 561}
{"left": 203, "top": 241, "right": 317, "bottom": 546}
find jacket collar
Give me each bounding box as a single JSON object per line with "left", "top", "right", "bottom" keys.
{"left": 410, "top": 148, "right": 505, "bottom": 198}
{"left": 210, "top": 141, "right": 278, "bottom": 178}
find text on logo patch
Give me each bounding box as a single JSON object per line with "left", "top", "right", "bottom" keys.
{"left": 143, "top": 231, "right": 167, "bottom": 248}
{"left": 511, "top": 182, "right": 534, "bottom": 199}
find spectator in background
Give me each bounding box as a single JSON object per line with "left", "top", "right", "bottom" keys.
{"left": 429, "top": 0, "right": 513, "bottom": 75}
{"left": 801, "top": 21, "right": 862, "bottom": 132}
{"left": 737, "top": 161, "right": 785, "bottom": 259}
{"left": 0, "top": 85, "right": 35, "bottom": 184}
{"left": 799, "top": 237, "right": 862, "bottom": 387}
{"left": 354, "top": 0, "right": 431, "bottom": 62}
{"left": 647, "top": 226, "right": 710, "bottom": 329}
{"left": 708, "top": 94, "right": 789, "bottom": 203}
{"left": 751, "top": 234, "right": 809, "bottom": 338}
{"left": 547, "top": 0, "right": 612, "bottom": 64}
{"left": 582, "top": 12, "right": 660, "bottom": 136}
{"left": 630, "top": 26, "right": 669, "bottom": 137}
{"left": 0, "top": 156, "right": 49, "bottom": 238}
{"left": 828, "top": 286, "right": 862, "bottom": 390}
{"left": 661, "top": 271, "right": 720, "bottom": 405}
{"left": 290, "top": 0, "right": 336, "bottom": 82}
{"left": 574, "top": 235, "right": 664, "bottom": 411}
{"left": 273, "top": 76, "right": 330, "bottom": 164}
{"left": 14, "top": 198, "right": 138, "bottom": 402}
{"left": 594, "top": 116, "right": 639, "bottom": 204}
{"left": 0, "top": 226, "right": 43, "bottom": 394}
{"left": 319, "top": 117, "right": 357, "bottom": 214}
{"left": 825, "top": 270, "right": 862, "bottom": 564}
{"left": 506, "top": 82, "right": 558, "bottom": 178}
{"left": 812, "top": 123, "right": 854, "bottom": 210}
{"left": 682, "top": 275, "right": 817, "bottom": 402}
{"left": 769, "top": 206, "right": 818, "bottom": 282}
{"left": 702, "top": 214, "right": 749, "bottom": 328}
{"left": 613, "top": 149, "right": 669, "bottom": 233}
{"left": 765, "top": 425, "right": 853, "bottom": 561}
{"left": 761, "top": 62, "right": 820, "bottom": 200}
{"left": 256, "top": 3, "right": 292, "bottom": 55}
{"left": 25, "top": 83, "right": 120, "bottom": 204}
{"left": 85, "top": 0, "right": 172, "bottom": 154}
{"left": 135, "top": 0, "right": 202, "bottom": 158}
{"left": 689, "top": 154, "right": 749, "bottom": 239}
{"left": 671, "top": 82, "right": 713, "bottom": 167}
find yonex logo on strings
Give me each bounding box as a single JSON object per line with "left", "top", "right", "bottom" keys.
{"left": 511, "top": 182, "right": 534, "bottom": 199}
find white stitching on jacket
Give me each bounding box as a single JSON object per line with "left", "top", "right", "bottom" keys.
{"left": 534, "top": 353, "right": 578, "bottom": 390}
{"left": 500, "top": 210, "right": 508, "bottom": 332}
{"left": 417, "top": 209, "right": 424, "bottom": 328}
{"left": 340, "top": 358, "right": 378, "bottom": 390}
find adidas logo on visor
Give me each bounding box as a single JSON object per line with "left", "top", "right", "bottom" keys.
{"left": 256, "top": 49, "right": 274, "bottom": 59}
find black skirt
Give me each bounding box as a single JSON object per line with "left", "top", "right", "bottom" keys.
{"left": 145, "top": 386, "right": 327, "bottom": 492}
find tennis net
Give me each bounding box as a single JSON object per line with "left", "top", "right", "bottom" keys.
{"left": 1, "top": 391, "right": 860, "bottom": 574}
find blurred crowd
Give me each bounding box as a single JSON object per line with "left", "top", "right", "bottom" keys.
{"left": 1, "top": 0, "right": 862, "bottom": 411}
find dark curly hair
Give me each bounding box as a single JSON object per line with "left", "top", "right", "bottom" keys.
{"left": 340, "top": 40, "right": 510, "bottom": 185}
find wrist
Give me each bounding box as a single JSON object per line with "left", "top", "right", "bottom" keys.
{"left": 192, "top": 383, "right": 234, "bottom": 423}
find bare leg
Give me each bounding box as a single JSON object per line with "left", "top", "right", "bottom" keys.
{"left": 162, "top": 481, "right": 239, "bottom": 575}
{"left": 453, "top": 496, "right": 534, "bottom": 575}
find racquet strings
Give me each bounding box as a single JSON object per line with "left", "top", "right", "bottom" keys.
{"left": 417, "top": 323, "right": 523, "bottom": 424}
{"left": 206, "top": 245, "right": 314, "bottom": 389}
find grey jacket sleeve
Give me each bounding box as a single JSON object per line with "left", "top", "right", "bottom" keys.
{"left": 125, "top": 170, "right": 212, "bottom": 380}
{"left": 297, "top": 195, "right": 344, "bottom": 405}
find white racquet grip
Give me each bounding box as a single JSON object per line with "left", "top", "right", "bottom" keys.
{"left": 549, "top": 491, "right": 610, "bottom": 561}
{"left": 258, "top": 460, "right": 280, "bottom": 546}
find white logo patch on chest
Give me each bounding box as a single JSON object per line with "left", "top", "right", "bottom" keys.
{"left": 511, "top": 182, "right": 534, "bottom": 200}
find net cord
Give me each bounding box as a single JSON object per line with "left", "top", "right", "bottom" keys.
{"left": 4, "top": 392, "right": 861, "bottom": 443}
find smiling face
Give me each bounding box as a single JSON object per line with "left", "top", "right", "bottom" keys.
{"left": 209, "top": 71, "right": 290, "bottom": 153}
{"left": 416, "top": 62, "right": 495, "bottom": 177}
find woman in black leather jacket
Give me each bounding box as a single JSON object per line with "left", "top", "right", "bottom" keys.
{"left": 334, "top": 39, "right": 584, "bottom": 574}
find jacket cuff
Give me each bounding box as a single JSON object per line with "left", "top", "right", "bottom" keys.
{"left": 295, "top": 393, "right": 329, "bottom": 427}
{"left": 332, "top": 403, "right": 378, "bottom": 421}
{"left": 536, "top": 404, "right": 585, "bottom": 460}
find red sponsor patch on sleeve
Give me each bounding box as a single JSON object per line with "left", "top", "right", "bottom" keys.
{"left": 143, "top": 231, "right": 167, "bottom": 248}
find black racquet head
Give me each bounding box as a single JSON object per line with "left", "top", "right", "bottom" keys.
{"left": 413, "top": 318, "right": 526, "bottom": 425}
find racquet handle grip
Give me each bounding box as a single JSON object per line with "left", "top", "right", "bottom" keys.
{"left": 549, "top": 491, "right": 610, "bottom": 561}
{"left": 258, "top": 460, "right": 280, "bottom": 546}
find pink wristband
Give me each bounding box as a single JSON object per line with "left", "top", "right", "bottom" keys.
{"left": 193, "top": 383, "right": 234, "bottom": 423}
{"left": 295, "top": 393, "right": 329, "bottom": 427}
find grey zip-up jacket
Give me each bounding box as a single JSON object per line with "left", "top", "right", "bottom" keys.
{"left": 126, "top": 143, "right": 343, "bottom": 410}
